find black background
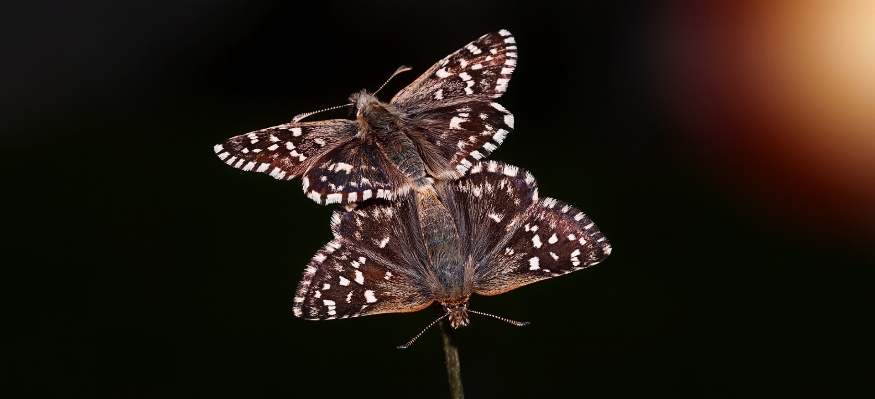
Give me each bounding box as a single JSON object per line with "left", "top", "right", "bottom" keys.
{"left": 2, "top": 1, "right": 873, "bottom": 398}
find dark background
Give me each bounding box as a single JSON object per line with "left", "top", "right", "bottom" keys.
{"left": 3, "top": 1, "right": 874, "bottom": 398}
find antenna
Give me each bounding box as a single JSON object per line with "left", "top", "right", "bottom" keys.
{"left": 397, "top": 312, "right": 448, "bottom": 349}
{"left": 291, "top": 65, "right": 412, "bottom": 123}
{"left": 468, "top": 310, "right": 530, "bottom": 327}
{"left": 291, "top": 103, "right": 353, "bottom": 123}
{"left": 373, "top": 65, "right": 412, "bottom": 96}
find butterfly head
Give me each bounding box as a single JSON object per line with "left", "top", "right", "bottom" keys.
{"left": 443, "top": 301, "right": 471, "bottom": 329}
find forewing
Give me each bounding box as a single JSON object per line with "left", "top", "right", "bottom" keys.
{"left": 293, "top": 200, "right": 434, "bottom": 320}
{"left": 391, "top": 30, "right": 517, "bottom": 110}
{"left": 406, "top": 100, "right": 514, "bottom": 180}
{"left": 473, "top": 196, "right": 612, "bottom": 296}
{"left": 214, "top": 119, "right": 357, "bottom": 182}
{"left": 301, "top": 139, "right": 411, "bottom": 205}
{"left": 436, "top": 161, "right": 537, "bottom": 263}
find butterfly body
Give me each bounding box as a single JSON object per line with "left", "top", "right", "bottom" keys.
{"left": 293, "top": 161, "right": 612, "bottom": 327}
{"left": 216, "top": 30, "right": 519, "bottom": 205}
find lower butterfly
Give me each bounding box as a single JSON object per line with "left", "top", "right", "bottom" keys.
{"left": 293, "top": 161, "right": 612, "bottom": 345}
{"left": 215, "top": 30, "right": 518, "bottom": 205}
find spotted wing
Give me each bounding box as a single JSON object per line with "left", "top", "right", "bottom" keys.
{"left": 439, "top": 161, "right": 612, "bottom": 296}
{"left": 301, "top": 138, "right": 417, "bottom": 205}
{"left": 391, "top": 30, "right": 518, "bottom": 110}
{"left": 405, "top": 100, "right": 514, "bottom": 180}
{"left": 214, "top": 119, "right": 356, "bottom": 183}
{"left": 293, "top": 200, "right": 434, "bottom": 320}
{"left": 436, "top": 161, "right": 538, "bottom": 263}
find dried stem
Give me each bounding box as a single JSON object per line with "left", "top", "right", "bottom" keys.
{"left": 438, "top": 311, "right": 464, "bottom": 399}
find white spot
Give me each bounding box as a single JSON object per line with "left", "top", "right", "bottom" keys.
{"left": 314, "top": 291, "right": 321, "bottom": 298}
{"left": 334, "top": 162, "right": 353, "bottom": 173}
{"left": 252, "top": 149, "right": 262, "bottom": 153}
{"left": 504, "top": 114, "right": 514, "bottom": 128}
{"left": 347, "top": 192, "right": 357, "bottom": 203}
{"left": 466, "top": 43, "right": 482, "bottom": 54}
{"left": 459, "top": 72, "right": 472, "bottom": 81}
{"left": 384, "top": 271, "right": 392, "bottom": 280}
{"left": 247, "top": 133, "right": 258, "bottom": 139}
{"left": 571, "top": 249, "right": 581, "bottom": 258}
{"left": 213, "top": 144, "right": 224, "bottom": 153}
{"left": 496, "top": 78, "right": 509, "bottom": 92}
{"left": 464, "top": 80, "right": 474, "bottom": 95}
{"left": 501, "top": 67, "right": 514, "bottom": 75}
{"left": 217, "top": 152, "right": 230, "bottom": 160}
{"left": 499, "top": 29, "right": 511, "bottom": 36}
{"left": 532, "top": 188, "right": 539, "bottom": 200}
{"left": 574, "top": 213, "right": 585, "bottom": 221}
{"left": 503, "top": 164, "right": 519, "bottom": 177}
{"left": 532, "top": 234, "right": 542, "bottom": 248}
{"left": 269, "top": 135, "right": 280, "bottom": 142}
{"left": 483, "top": 142, "right": 497, "bottom": 152}
{"left": 346, "top": 292, "right": 353, "bottom": 303}
{"left": 568, "top": 234, "right": 577, "bottom": 241}
{"left": 378, "top": 237, "right": 390, "bottom": 248}
{"left": 459, "top": 59, "right": 468, "bottom": 68}
{"left": 550, "top": 252, "right": 559, "bottom": 261}
{"left": 291, "top": 127, "right": 303, "bottom": 136}
{"left": 471, "top": 63, "right": 483, "bottom": 70}
{"left": 325, "top": 193, "right": 343, "bottom": 204}
{"left": 584, "top": 222, "right": 595, "bottom": 230}
{"left": 490, "top": 49, "right": 498, "bottom": 55}
{"left": 358, "top": 256, "right": 366, "bottom": 263}
{"left": 339, "top": 276, "right": 350, "bottom": 286}
{"left": 243, "top": 161, "right": 256, "bottom": 171}
{"left": 234, "top": 158, "right": 245, "bottom": 168}
{"left": 354, "top": 270, "right": 364, "bottom": 285}
{"left": 493, "top": 129, "right": 509, "bottom": 144}
{"left": 470, "top": 151, "right": 484, "bottom": 160}
{"left": 322, "top": 283, "right": 331, "bottom": 290}
{"left": 267, "top": 144, "right": 279, "bottom": 151}
{"left": 314, "top": 138, "right": 326, "bottom": 146}
{"left": 364, "top": 290, "right": 378, "bottom": 303}
{"left": 449, "top": 116, "right": 468, "bottom": 129}
{"left": 548, "top": 234, "right": 558, "bottom": 244}
{"left": 505, "top": 247, "right": 514, "bottom": 255}
{"left": 307, "top": 191, "right": 322, "bottom": 203}
{"left": 225, "top": 156, "right": 237, "bottom": 165}
{"left": 250, "top": 138, "right": 259, "bottom": 144}
{"left": 529, "top": 257, "right": 540, "bottom": 270}
{"left": 313, "top": 253, "right": 327, "bottom": 262}
{"left": 285, "top": 142, "right": 295, "bottom": 150}
{"left": 241, "top": 148, "right": 249, "bottom": 154}
{"left": 505, "top": 58, "right": 517, "bottom": 66}
{"left": 436, "top": 68, "right": 452, "bottom": 78}
{"left": 506, "top": 52, "right": 517, "bottom": 58}
{"left": 302, "top": 176, "right": 310, "bottom": 191}
{"left": 323, "top": 300, "right": 336, "bottom": 306}
{"left": 351, "top": 260, "right": 360, "bottom": 268}
{"left": 434, "top": 89, "right": 444, "bottom": 100}
{"left": 490, "top": 102, "right": 508, "bottom": 112}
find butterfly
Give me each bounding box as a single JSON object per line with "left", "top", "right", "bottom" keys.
{"left": 293, "top": 161, "right": 612, "bottom": 343}
{"left": 214, "top": 30, "right": 518, "bottom": 205}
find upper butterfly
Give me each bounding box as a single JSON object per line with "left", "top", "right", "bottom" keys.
{"left": 214, "top": 30, "right": 518, "bottom": 205}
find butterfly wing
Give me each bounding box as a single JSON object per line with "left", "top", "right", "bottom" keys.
{"left": 293, "top": 199, "right": 435, "bottom": 320}
{"left": 439, "top": 161, "right": 612, "bottom": 296}
{"left": 214, "top": 119, "right": 357, "bottom": 182}
{"left": 391, "top": 30, "right": 517, "bottom": 109}
{"left": 390, "top": 30, "right": 518, "bottom": 180}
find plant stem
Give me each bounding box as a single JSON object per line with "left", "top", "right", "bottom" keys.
{"left": 438, "top": 316, "right": 464, "bottom": 399}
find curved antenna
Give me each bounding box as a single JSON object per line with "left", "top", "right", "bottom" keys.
{"left": 397, "top": 312, "right": 448, "bottom": 349}
{"left": 291, "top": 103, "right": 353, "bottom": 123}
{"left": 468, "top": 310, "right": 530, "bottom": 327}
{"left": 373, "top": 65, "right": 413, "bottom": 96}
